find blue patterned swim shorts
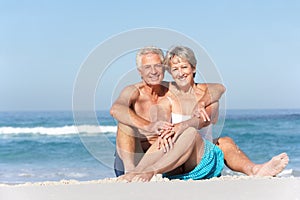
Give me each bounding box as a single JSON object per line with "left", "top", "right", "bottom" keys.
{"left": 164, "top": 139, "right": 224, "bottom": 180}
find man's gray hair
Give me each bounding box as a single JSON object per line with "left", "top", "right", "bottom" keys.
{"left": 136, "top": 46, "right": 164, "bottom": 68}
{"left": 164, "top": 46, "right": 197, "bottom": 68}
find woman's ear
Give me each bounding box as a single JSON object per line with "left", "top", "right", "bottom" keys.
{"left": 193, "top": 66, "right": 196, "bottom": 73}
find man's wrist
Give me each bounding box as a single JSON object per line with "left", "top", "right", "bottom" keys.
{"left": 198, "top": 100, "right": 207, "bottom": 108}
{"left": 178, "top": 121, "right": 189, "bottom": 131}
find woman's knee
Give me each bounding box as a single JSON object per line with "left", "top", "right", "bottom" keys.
{"left": 181, "top": 127, "right": 204, "bottom": 148}
{"left": 183, "top": 127, "right": 199, "bottom": 138}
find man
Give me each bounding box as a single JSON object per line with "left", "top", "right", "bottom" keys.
{"left": 110, "top": 46, "right": 222, "bottom": 177}
{"left": 110, "top": 46, "right": 289, "bottom": 180}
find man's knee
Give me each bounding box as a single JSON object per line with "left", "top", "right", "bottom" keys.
{"left": 117, "top": 123, "right": 136, "bottom": 137}
{"left": 116, "top": 123, "right": 137, "bottom": 153}
{"left": 116, "top": 123, "right": 144, "bottom": 156}
{"left": 216, "top": 136, "right": 234, "bottom": 147}
{"left": 219, "top": 136, "right": 234, "bottom": 143}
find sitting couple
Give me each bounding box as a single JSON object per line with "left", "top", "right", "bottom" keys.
{"left": 110, "top": 46, "right": 289, "bottom": 182}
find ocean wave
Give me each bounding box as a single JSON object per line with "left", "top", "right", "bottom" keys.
{"left": 0, "top": 125, "right": 117, "bottom": 135}
{"left": 222, "top": 168, "right": 295, "bottom": 177}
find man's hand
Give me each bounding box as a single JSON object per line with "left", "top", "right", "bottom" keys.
{"left": 145, "top": 121, "right": 173, "bottom": 135}
{"left": 192, "top": 101, "right": 210, "bottom": 122}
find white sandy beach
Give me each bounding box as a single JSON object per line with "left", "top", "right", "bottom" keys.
{"left": 1, "top": 175, "right": 300, "bottom": 200}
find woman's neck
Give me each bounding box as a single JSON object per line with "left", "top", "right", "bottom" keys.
{"left": 177, "top": 81, "right": 195, "bottom": 94}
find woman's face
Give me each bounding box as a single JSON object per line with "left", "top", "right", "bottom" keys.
{"left": 169, "top": 55, "right": 196, "bottom": 89}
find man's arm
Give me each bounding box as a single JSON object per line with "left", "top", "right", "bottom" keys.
{"left": 110, "top": 85, "right": 172, "bottom": 135}
{"left": 163, "top": 101, "right": 219, "bottom": 143}
{"left": 110, "top": 85, "right": 150, "bottom": 130}
{"left": 161, "top": 83, "right": 225, "bottom": 142}
{"left": 192, "top": 83, "right": 225, "bottom": 120}
{"left": 198, "top": 83, "right": 225, "bottom": 106}
{"left": 176, "top": 101, "right": 217, "bottom": 130}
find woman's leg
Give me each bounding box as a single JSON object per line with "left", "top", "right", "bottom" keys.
{"left": 128, "top": 127, "right": 205, "bottom": 182}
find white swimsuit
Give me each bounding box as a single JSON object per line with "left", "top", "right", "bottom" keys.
{"left": 171, "top": 113, "right": 192, "bottom": 124}
{"left": 171, "top": 112, "right": 213, "bottom": 142}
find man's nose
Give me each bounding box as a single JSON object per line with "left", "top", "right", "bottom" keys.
{"left": 150, "top": 66, "right": 158, "bottom": 74}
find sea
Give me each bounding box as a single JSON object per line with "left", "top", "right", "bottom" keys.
{"left": 1, "top": 109, "right": 300, "bottom": 184}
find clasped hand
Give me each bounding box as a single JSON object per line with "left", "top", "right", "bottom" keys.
{"left": 146, "top": 120, "right": 175, "bottom": 153}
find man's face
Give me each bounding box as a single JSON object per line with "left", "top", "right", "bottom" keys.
{"left": 138, "top": 53, "right": 165, "bottom": 86}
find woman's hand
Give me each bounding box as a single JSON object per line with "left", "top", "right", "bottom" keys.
{"left": 158, "top": 123, "right": 186, "bottom": 149}
{"left": 157, "top": 134, "right": 173, "bottom": 153}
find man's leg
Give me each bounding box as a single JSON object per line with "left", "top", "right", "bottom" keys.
{"left": 115, "top": 123, "right": 144, "bottom": 176}
{"left": 216, "top": 137, "right": 289, "bottom": 176}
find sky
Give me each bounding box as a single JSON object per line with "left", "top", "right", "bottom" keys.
{"left": 1, "top": 0, "right": 300, "bottom": 111}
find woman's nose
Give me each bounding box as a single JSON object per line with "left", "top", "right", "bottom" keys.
{"left": 178, "top": 68, "right": 184, "bottom": 75}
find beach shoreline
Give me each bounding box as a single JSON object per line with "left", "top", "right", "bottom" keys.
{"left": 1, "top": 176, "right": 300, "bottom": 200}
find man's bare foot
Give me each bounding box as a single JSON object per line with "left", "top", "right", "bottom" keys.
{"left": 252, "top": 153, "right": 289, "bottom": 176}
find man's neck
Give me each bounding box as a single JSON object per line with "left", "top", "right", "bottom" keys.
{"left": 144, "top": 83, "right": 161, "bottom": 94}
{"left": 143, "top": 82, "right": 167, "bottom": 102}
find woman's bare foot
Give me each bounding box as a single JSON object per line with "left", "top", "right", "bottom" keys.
{"left": 117, "top": 172, "right": 138, "bottom": 182}
{"left": 131, "top": 172, "right": 155, "bottom": 182}
{"left": 252, "top": 153, "right": 289, "bottom": 176}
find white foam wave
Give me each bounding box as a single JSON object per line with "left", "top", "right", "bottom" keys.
{"left": 0, "top": 125, "right": 117, "bottom": 135}
{"left": 278, "top": 169, "right": 293, "bottom": 177}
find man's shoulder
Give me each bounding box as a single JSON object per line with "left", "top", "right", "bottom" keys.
{"left": 195, "top": 83, "right": 207, "bottom": 90}
{"left": 122, "top": 82, "right": 143, "bottom": 90}
{"left": 196, "top": 83, "right": 225, "bottom": 92}
{"left": 119, "top": 83, "right": 143, "bottom": 98}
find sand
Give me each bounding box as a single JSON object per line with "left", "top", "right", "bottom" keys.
{"left": 1, "top": 175, "right": 300, "bottom": 200}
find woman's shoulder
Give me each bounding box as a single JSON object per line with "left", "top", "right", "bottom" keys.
{"left": 168, "top": 81, "right": 178, "bottom": 91}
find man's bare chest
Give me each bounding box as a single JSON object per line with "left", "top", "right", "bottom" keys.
{"left": 133, "top": 96, "right": 168, "bottom": 122}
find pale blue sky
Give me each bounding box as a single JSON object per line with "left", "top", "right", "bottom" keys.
{"left": 1, "top": 0, "right": 299, "bottom": 111}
